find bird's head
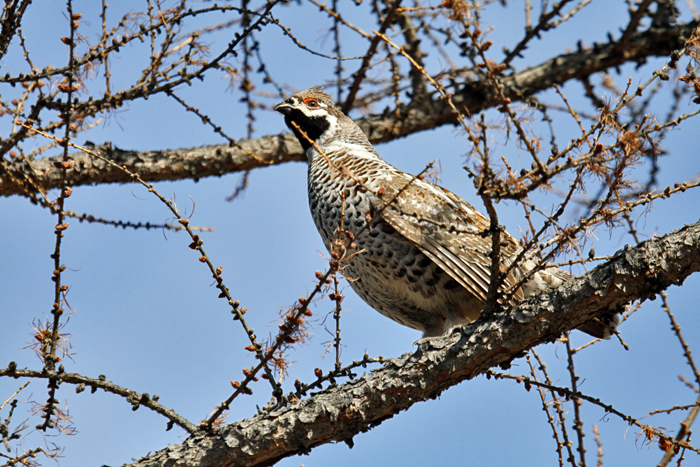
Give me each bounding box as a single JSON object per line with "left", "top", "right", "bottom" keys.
{"left": 274, "top": 87, "right": 348, "bottom": 152}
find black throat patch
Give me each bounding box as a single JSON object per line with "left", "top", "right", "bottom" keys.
{"left": 284, "top": 108, "right": 331, "bottom": 152}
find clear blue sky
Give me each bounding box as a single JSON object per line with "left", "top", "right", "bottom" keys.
{"left": 1, "top": 1, "right": 699, "bottom": 466}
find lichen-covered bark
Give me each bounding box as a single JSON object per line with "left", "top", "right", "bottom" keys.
{"left": 126, "top": 220, "right": 700, "bottom": 467}
{"left": 0, "top": 21, "right": 695, "bottom": 198}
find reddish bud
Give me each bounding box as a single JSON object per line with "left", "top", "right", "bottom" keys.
{"left": 658, "top": 437, "right": 671, "bottom": 452}
{"left": 491, "top": 63, "right": 507, "bottom": 75}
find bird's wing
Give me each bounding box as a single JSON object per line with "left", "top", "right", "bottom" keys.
{"left": 378, "top": 172, "right": 524, "bottom": 302}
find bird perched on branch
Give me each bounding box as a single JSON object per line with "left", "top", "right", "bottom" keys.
{"left": 275, "top": 87, "right": 618, "bottom": 340}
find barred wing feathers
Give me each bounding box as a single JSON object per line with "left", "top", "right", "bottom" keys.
{"left": 378, "top": 173, "right": 525, "bottom": 303}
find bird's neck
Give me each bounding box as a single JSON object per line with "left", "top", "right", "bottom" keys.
{"left": 307, "top": 138, "right": 385, "bottom": 168}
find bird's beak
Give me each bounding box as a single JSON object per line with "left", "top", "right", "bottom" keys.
{"left": 274, "top": 101, "right": 293, "bottom": 114}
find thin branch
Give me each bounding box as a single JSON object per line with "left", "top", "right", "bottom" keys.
{"left": 342, "top": 0, "right": 403, "bottom": 113}
{"left": 0, "top": 365, "right": 199, "bottom": 434}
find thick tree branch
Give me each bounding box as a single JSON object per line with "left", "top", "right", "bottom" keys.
{"left": 0, "top": 21, "right": 694, "bottom": 197}
{"left": 0, "top": 135, "right": 303, "bottom": 197}
{"left": 126, "top": 219, "right": 700, "bottom": 467}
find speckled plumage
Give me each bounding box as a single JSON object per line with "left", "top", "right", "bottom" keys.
{"left": 275, "top": 88, "right": 616, "bottom": 339}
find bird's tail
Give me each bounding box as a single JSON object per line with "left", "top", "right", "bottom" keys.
{"left": 520, "top": 262, "right": 624, "bottom": 340}
{"left": 576, "top": 311, "right": 621, "bottom": 340}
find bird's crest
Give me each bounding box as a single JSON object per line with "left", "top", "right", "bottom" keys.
{"left": 296, "top": 86, "right": 335, "bottom": 106}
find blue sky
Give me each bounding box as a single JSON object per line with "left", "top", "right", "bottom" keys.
{"left": 1, "top": 1, "right": 700, "bottom": 466}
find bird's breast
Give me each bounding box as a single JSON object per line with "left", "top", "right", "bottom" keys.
{"left": 307, "top": 166, "right": 373, "bottom": 248}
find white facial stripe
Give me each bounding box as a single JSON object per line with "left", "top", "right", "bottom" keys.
{"left": 317, "top": 114, "right": 338, "bottom": 143}
{"left": 303, "top": 107, "right": 332, "bottom": 117}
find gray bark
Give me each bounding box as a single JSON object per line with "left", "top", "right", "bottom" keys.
{"left": 0, "top": 21, "right": 695, "bottom": 198}
{"left": 126, "top": 219, "right": 700, "bottom": 467}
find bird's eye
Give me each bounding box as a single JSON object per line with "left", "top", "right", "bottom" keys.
{"left": 305, "top": 99, "right": 318, "bottom": 108}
